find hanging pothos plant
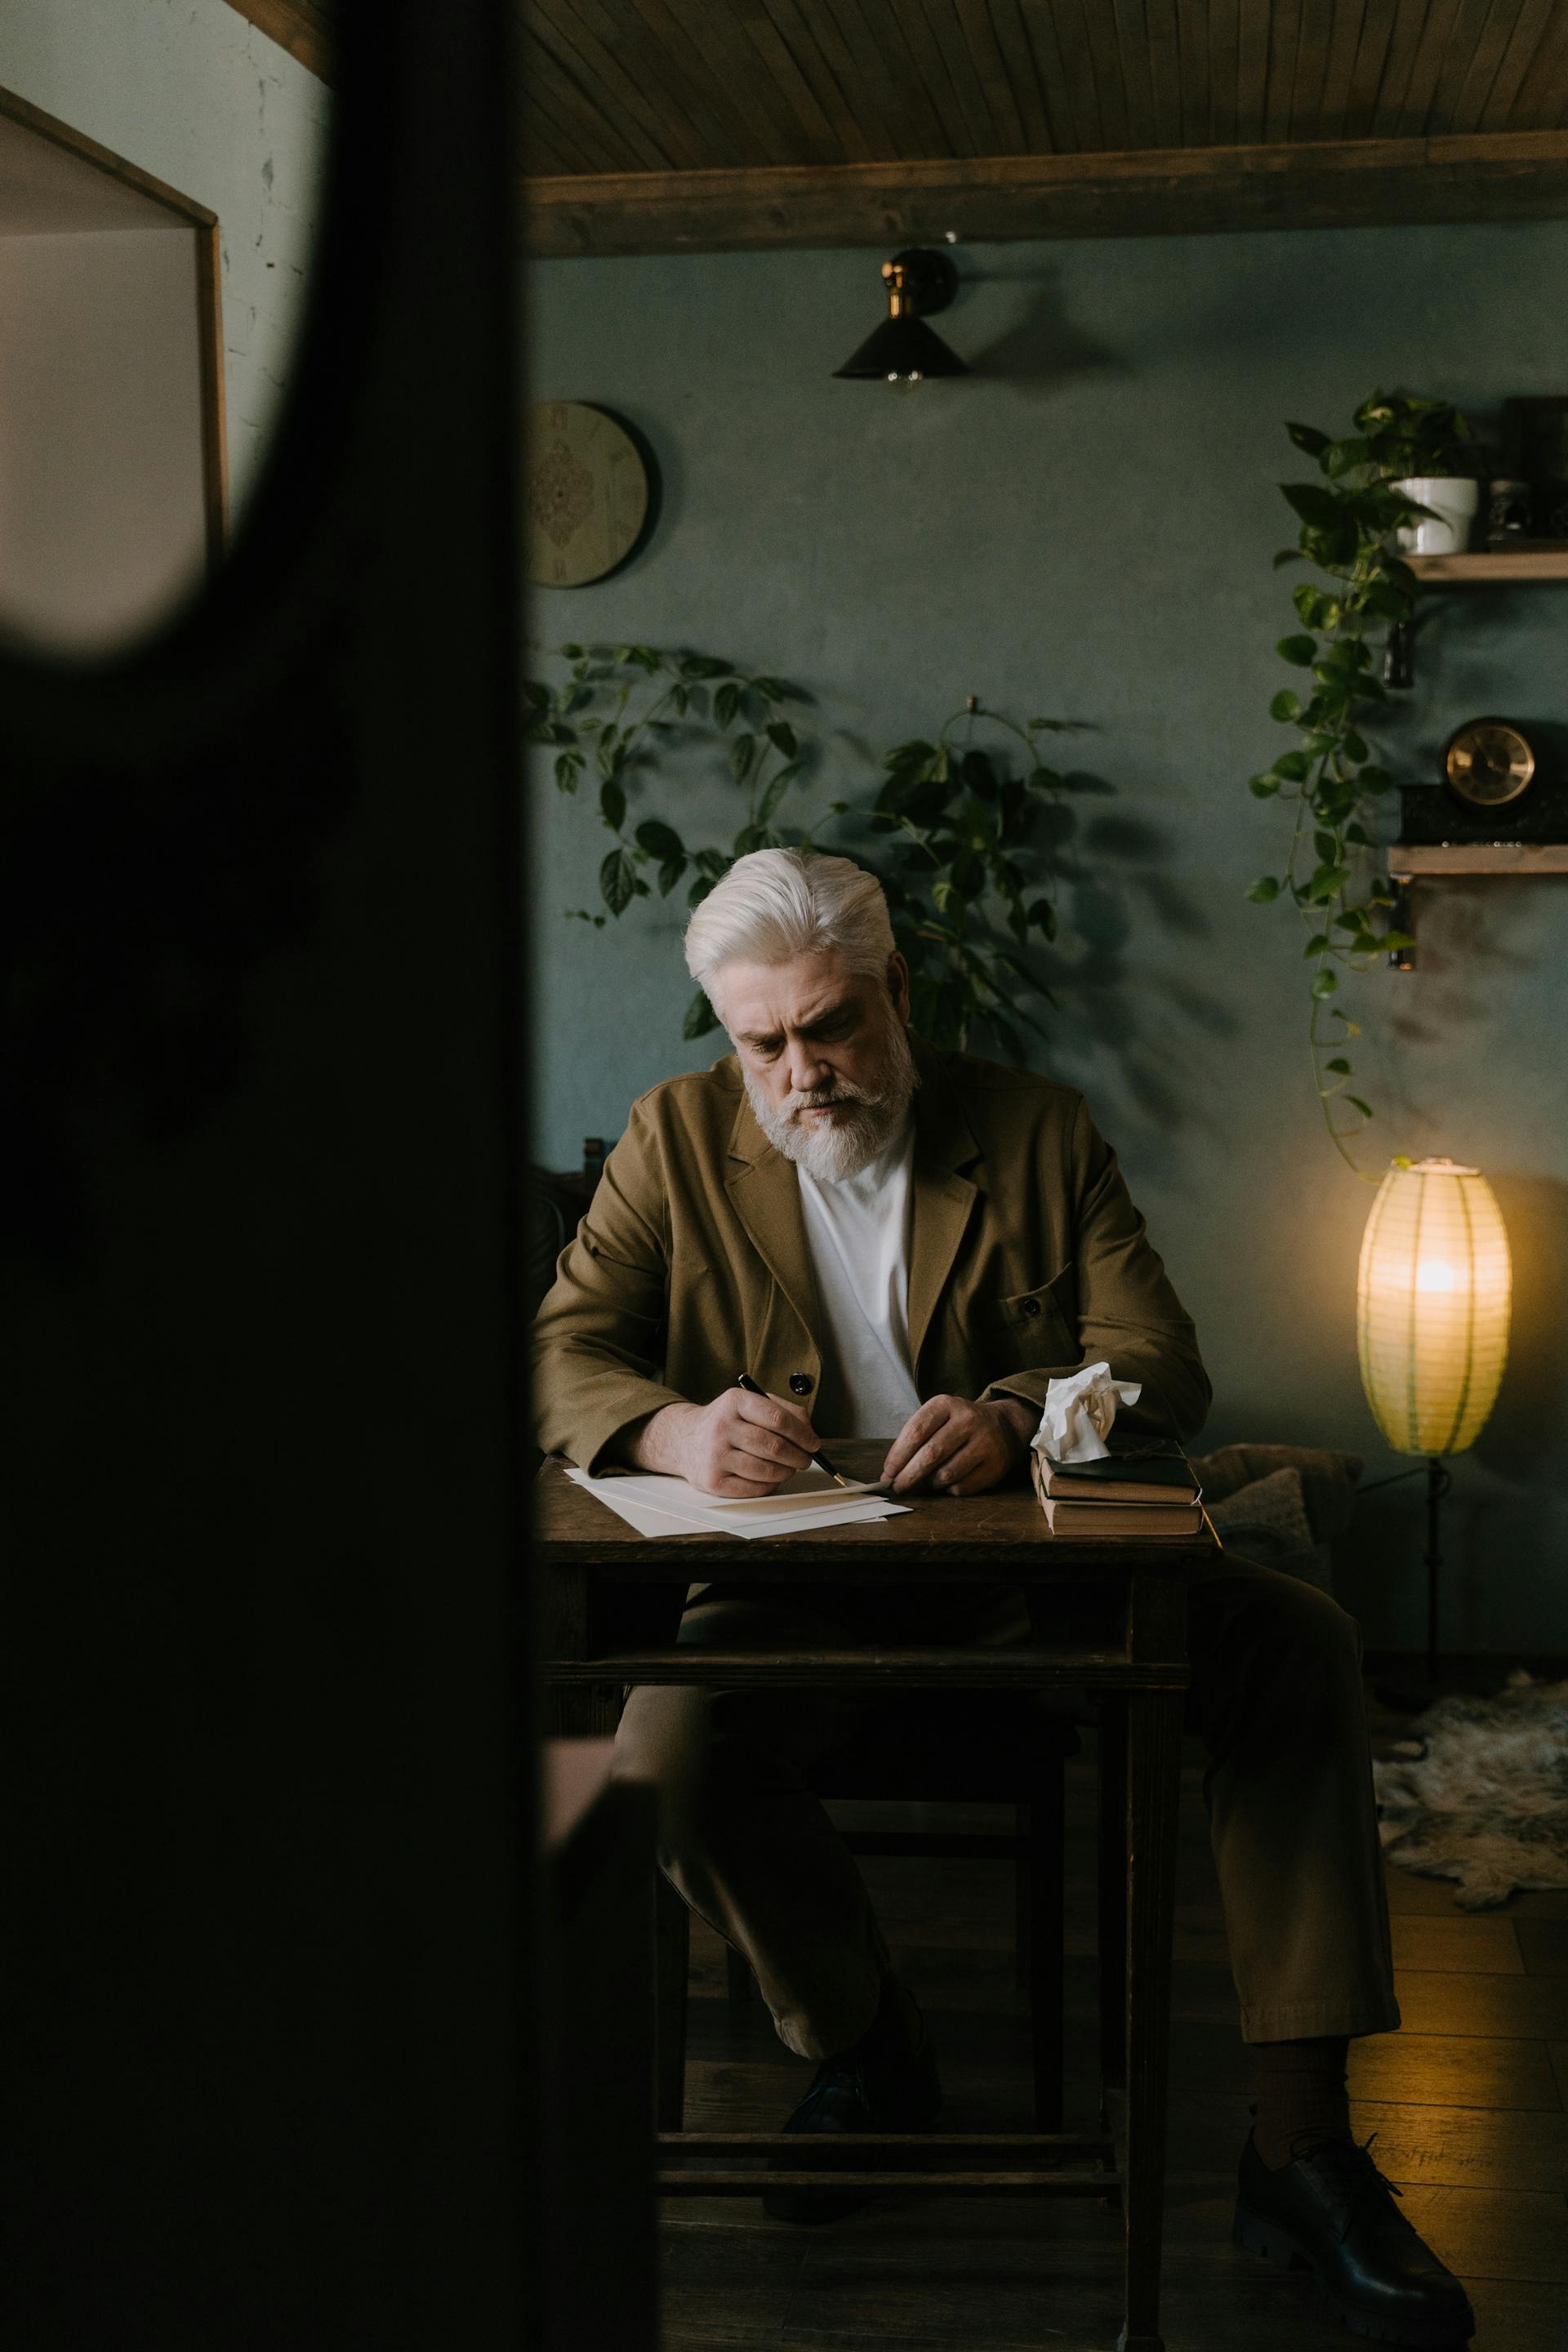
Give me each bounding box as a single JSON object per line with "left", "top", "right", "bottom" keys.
{"left": 526, "top": 643, "right": 1079, "bottom": 1058}
{"left": 1246, "top": 390, "right": 1475, "bottom": 1169}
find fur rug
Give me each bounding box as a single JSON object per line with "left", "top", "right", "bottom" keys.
{"left": 1373, "top": 1673, "right": 1568, "bottom": 1911}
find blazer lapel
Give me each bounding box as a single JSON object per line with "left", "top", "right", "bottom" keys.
{"left": 724, "top": 1092, "right": 822, "bottom": 1343}
{"left": 906, "top": 1037, "right": 981, "bottom": 1371}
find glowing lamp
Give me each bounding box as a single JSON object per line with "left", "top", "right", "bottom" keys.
{"left": 1356, "top": 1156, "right": 1511, "bottom": 1690}
{"left": 1357, "top": 1157, "right": 1511, "bottom": 1454}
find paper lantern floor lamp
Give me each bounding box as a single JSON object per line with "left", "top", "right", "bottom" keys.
{"left": 1356, "top": 1157, "right": 1512, "bottom": 1687}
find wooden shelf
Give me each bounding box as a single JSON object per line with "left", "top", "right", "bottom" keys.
{"left": 1407, "top": 548, "right": 1568, "bottom": 582}
{"left": 1388, "top": 842, "right": 1568, "bottom": 877}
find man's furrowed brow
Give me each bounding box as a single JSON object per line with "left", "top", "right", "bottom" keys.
{"left": 738, "top": 996, "right": 858, "bottom": 1049}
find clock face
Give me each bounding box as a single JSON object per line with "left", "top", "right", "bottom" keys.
{"left": 527, "top": 401, "right": 650, "bottom": 588}
{"left": 1444, "top": 718, "right": 1535, "bottom": 808}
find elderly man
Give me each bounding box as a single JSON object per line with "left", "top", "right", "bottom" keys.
{"left": 532, "top": 849, "right": 1472, "bottom": 2349}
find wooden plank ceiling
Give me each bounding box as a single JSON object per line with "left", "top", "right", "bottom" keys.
{"left": 227, "top": 2, "right": 1568, "bottom": 252}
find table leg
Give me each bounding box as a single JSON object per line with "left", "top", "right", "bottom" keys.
{"left": 653, "top": 1872, "right": 690, "bottom": 2132}
{"left": 1098, "top": 1697, "right": 1129, "bottom": 2115}
{"left": 547, "top": 1565, "right": 621, "bottom": 1738}
{"left": 1118, "top": 1687, "right": 1183, "bottom": 2352}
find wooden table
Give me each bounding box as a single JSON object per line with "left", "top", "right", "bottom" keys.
{"left": 537, "top": 1446, "right": 1214, "bottom": 2352}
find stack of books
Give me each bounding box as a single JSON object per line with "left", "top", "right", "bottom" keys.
{"left": 1029, "top": 1438, "right": 1203, "bottom": 1539}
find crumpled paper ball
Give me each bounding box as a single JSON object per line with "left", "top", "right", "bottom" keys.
{"left": 1028, "top": 1360, "right": 1143, "bottom": 1463}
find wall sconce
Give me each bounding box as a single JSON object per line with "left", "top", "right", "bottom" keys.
{"left": 1356, "top": 1156, "right": 1512, "bottom": 1701}
{"left": 833, "top": 248, "right": 969, "bottom": 385}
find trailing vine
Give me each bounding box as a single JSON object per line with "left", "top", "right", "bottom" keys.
{"left": 528, "top": 644, "right": 1079, "bottom": 1057}
{"left": 1247, "top": 390, "right": 1475, "bottom": 1171}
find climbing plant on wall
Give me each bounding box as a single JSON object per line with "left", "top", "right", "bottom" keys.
{"left": 527, "top": 643, "right": 1079, "bottom": 1059}
{"left": 1246, "top": 389, "right": 1475, "bottom": 1169}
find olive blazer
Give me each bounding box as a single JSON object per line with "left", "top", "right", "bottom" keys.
{"left": 530, "top": 1033, "right": 1210, "bottom": 1473}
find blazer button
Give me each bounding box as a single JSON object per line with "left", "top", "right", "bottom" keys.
{"left": 789, "top": 1373, "right": 813, "bottom": 1395}
{"left": 1021, "top": 1297, "right": 1042, "bottom": 1317}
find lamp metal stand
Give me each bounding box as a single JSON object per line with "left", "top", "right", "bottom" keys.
{"left": 1370, "top": 1455, "right": 1462, "bottom": 1716}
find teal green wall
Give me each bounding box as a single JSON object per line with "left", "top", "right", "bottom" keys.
{"left": 529, "top": 223, "right": 1568, "bottom": 1653}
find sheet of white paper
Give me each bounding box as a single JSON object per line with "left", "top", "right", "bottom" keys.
{"left": 700, "top": 1470, "right": 890, "bottom": 1510}
{"left": 565, "top": 1468, "right": 910, "bottom": 1541}
{"left": 572, "top": 1466, "right": 890, "bottom": 1521}
{"left": 610, "top": 1494, "right": 906, "bottom": 1541}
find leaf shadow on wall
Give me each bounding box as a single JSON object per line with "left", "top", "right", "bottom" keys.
{"left": 1004, "top": 790, "right": 1238, "bottom": 1160}
{"left": 1476, "top": 1174, "right": 1568, "bottom": 1490}
{"left": 960, "top": 271, "right": 1131, "bottom": 401}
{"left": 1381, "top": 884, "right": 1533, "bottom": 1079}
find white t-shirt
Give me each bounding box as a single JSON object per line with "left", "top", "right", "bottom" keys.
{"left": 797, "top": 1116, "right": 924, "bottom": 1441}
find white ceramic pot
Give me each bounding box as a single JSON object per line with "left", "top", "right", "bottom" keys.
{"left": 1393, "top": 476, "right": 1479, "bottom": 556}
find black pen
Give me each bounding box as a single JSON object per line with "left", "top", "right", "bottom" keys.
{"left": 735, "top": 1372, "right": 859, "bottom": 1490}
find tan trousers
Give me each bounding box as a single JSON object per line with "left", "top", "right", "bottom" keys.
{"left": 612, "top": 1553, "right": 1400, "bottom": 2062}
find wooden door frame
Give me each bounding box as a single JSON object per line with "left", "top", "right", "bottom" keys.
{"left": 0, "top": 82, "right": 229, "bottom": 571}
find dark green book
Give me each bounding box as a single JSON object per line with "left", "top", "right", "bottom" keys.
{"left": 1036, "top": 1448, "right": 1200, "bottom": 1504}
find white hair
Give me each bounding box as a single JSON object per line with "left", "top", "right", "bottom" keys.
{"left": 684, "top": 849, "right": 895, "bottom": 1002}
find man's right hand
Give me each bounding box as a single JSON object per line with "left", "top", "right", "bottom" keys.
{"left": 625, "top": 1387, "right": 822, "bottom": 1496}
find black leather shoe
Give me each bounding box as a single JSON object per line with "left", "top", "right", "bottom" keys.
{"left": 1235, "top": 2129, "right": 1475, "bottom": 2346}
{"left": 763, "top": 1996, "right": 941, "bottom": 2225}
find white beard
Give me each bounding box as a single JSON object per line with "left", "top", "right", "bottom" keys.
{"left": 742, "top": 1013, "right": 919, "bottom": 1182}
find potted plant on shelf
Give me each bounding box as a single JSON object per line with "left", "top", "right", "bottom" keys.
{"left": 1361, "top": 389, "right": 1481, "bottom": 556}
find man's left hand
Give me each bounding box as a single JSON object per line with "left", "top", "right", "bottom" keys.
{"left": 880, "top": 1396, "right": 1036, "bottom": 1498}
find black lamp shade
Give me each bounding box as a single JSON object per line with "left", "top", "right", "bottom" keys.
{"left": 834, "top": 310, "right": 969, "bottom": 382}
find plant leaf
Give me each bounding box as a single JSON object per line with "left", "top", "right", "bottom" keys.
{"left": 765, "top": 719, "right": 798, "bottom": 759}
{"left": 600, "top": 848, "right": 636, "bottom": 915}
{"left": 600, "top": 777, "right": 626, "bottom": 831}
{"left": 1282, "top": 481, "right": 1342, "bottom": 529}
{"left": 1323, "top": 435, "right": 1370, "bottom": 479}
{"left": 1246, "top": 875, "right": 1282, "bottom": 902}
{"left": 1276, "top": 634, "right": 1317, "bottom": 666}
{"left": 683, "top": 989, "right": 719, "bottom": 1040}
{"left": 635, "top": 818, "right": 684, "bottom": 860}
{"left": 756, "top": 762, "right": 801, "bottom": 822}
{"left": 1270, "top": 689, "right": 1303, "bottom": 723}
{"left": 1309, "top": 967, "right": 1339, "bottom": 999}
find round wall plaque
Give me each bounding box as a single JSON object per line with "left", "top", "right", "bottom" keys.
{"left": 526, "top": 401, "right": 651, "bottom": 587}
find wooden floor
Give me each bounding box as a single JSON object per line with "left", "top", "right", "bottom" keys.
{"left": 659, "top": 1708, "right": 1568, "bottom": 2351}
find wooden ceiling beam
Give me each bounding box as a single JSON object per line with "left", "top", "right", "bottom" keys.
{"left": 221, "top": 0, "right": 334, "bottom": 82}
{"left": 523, "top": 125, "right": 1568, "bottom": 256}
{"left": 1479, "top": 0, "right": 1560, "bottom": 132}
